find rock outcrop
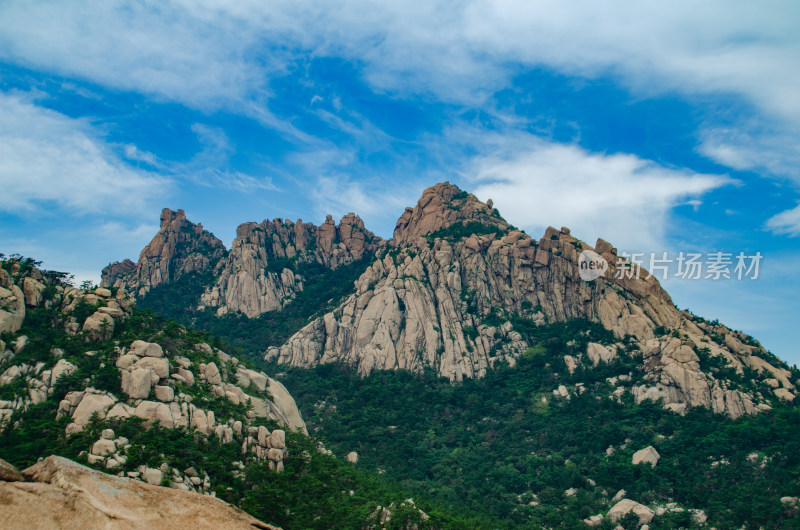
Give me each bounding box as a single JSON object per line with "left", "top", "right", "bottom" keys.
{"left": 0, "top": 456, "right": 276, "bottom": 529}
{"left": 102, "top": 208, "right": 227, "bottom": 296}
{"left": 265, "top": 182, "right": 794, "bottom": 419}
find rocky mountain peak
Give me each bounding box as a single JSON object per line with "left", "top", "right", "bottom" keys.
{"left": 392, "top": 182, "right": 508, "bottom": 245}
{"left": 102, "top": 208, "right": 226, "bottom": 295}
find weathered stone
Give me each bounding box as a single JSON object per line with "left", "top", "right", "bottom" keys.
{"left": 632, "top": 446, "right": 661, "bottom": 467}
{"left": 66, "top": 392, "right": 117, "bottom": 434}
{"left": 143, "top": 467, "right": 163, "bottom": 485}
{"left": 607, "top": 499, "right": 654, "bottom": 525}
{"left": 22, "top": 278, "right": 46, "bottom": 307}
{"left": 91, "top": 438, "right": 116, "bottom": 456}
{"left": 122, "top": 368, "right": 154, "bottom": 399}
{"left": 49, "top": 359, "right": 77, "bottom": 387}
{"left": 135, "top": 357, "right": 169, "bottom": 379}
{"left": 204, "top": 362, "right": 221, "bottom": 385}
{"left": 0, "top": 284, "right": 25, "bottom": 334}
{"left": 82, "top": 311, "right": 115, "bottom": 341}
{"left": 0, "top": 458, "right": 24, "bottom": 482}
{"left": 154, "top": 385, "right": 175, "bottom": 402}
{"left": 257, "top": 426, "right": 270, "bottom": 447}
{"left": 106, "top": 402, "right": 135, "bottom": 420}
{"left": 586, "top": 342, "right": 616, "bottom": 365}
{"left": 130, "top": 340, "right": 164, "bottom": 358}
{"left": 177, "top": 367, "right": 195, "bottom": 385}
{"left": 269, "top": 430, "right": 286, "bottom": 450}
{"left": 582, "top": 514, "right": 603, "bottom": 527}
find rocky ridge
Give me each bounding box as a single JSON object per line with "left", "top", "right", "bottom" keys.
{"left": 266, "top": 182, "right": 795, "bottom": 419}
{"left": 104, "top": 209, "right": 382, "bottom": 318}
{"left": 199, "top": 213, "right": 381, "bottom": 317}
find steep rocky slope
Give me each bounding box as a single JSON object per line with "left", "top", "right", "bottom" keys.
{"left": 266, "top": 183, "right": 794, "bottom": 419}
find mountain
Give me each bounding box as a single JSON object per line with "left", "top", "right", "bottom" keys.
{"left": 268, "top": 183, "right": 791, "bottom": 421}
{"left": 101, "top": 208, "right": 227, "bottom": 297}
{"left": 106, "top": 182, "right": 796, "bottom": 421}
{"left": 89, "top": 181, "right": 800, "bottom": 528}
{"left": 0, "top": 255, "right": 479, "bottom": 528}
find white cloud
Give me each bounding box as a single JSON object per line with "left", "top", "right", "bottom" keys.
{"left": 182, "top": 124, "right": 279, "bottom": 192}
{"left": 123, "top": 145, "right": 160, "bottom": 167}
{"left": 2, "top": 1, "right": 798, "bottom": 188}
{"left": 0, "top": 92, "right": 169, "bottom": 216}
{"left": 3, "top": 1, "right": 797, "bottom": 120}
{"left": 463, "top": 135, "right": 729, "bottom": 251}
{"left": 766, "top": 204, "right": 800, "bottom": 236}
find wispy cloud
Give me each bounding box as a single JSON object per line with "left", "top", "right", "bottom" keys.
{"left": 766, "top": 204, "right": 800, "bottom": 237}
{"left": 0, "top": 92, "right": 169, "bottom": 216}
{"left": 461, "top": 132, "right": 730, "bottom": 251}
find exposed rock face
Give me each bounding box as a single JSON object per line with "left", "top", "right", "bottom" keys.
{"left": 0, "top": 456, "right": 276, "bottom": 529}
{"left": 102, "top": 208, "right": 227, "bottom": 296}
{"left": 0, "top": 268, "right": 25, "bottom": 334}
{"left": 199, "top": 213, "right": 381, "bottom": 317}
{"left": 266, "top": 182, "right": 792, "bottom": 419}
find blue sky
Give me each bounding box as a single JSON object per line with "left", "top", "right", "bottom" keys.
{"left": 0, "top": 1, "right": 798, "bottom": 364}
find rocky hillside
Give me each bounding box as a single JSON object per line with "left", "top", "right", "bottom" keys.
{"left": 267, "top": 183, "right": 795, "bottom": 419}
{"left": 1, "top": 256, "right": 304, "bottom": 482}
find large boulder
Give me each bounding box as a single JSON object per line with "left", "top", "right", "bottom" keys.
{"left": 266, "top": 377, "right": 308, "bottom": 434}
{"left": 65, "top": 391, "right": 117, "bottom": 434}
{"left": 134, "top": 357, "right": 170, "bottom": 379}
{"left": 204, "top": 362, "right": 222, "bottom": 385}
{"left": 632, "top": 446, "right": 661, "bottom": 467}
{"left": 130, "top": 340, "right": 164, "bottom": 358}
{"left": 0, "top": 284, "right": 25, "bottom": 334}
{"left": 82, "top": 311, "right": 115, "bottom": 341}
{"left": 122, "top": 368, "right": 155, "bottom": 399}
{"left": 49, "top": 359, "right": 77, "bottom": 387}
{"left": 0, "top": 458, "right": 23, "bottom": 482}
{"left": 607, "top": 499, "right": 655, "bottom": 525}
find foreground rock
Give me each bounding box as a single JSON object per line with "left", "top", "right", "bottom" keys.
{"left": 0, "top": 456, "right": 277, "bottom": 529}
